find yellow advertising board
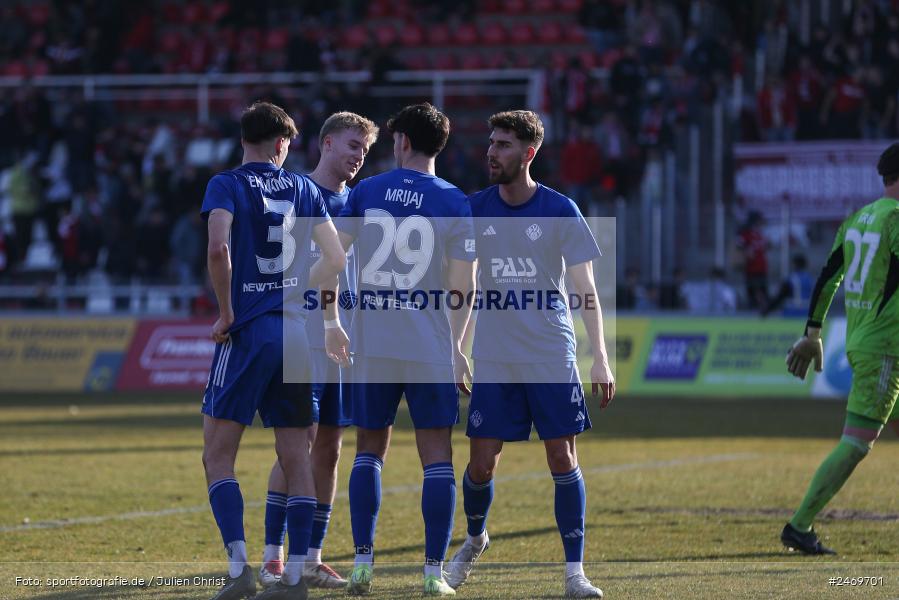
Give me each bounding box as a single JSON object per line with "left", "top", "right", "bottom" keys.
{"left": 0, "top": 319, "right": 136, "bottom": 392}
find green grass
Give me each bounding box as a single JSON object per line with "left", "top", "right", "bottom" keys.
{"left": 1, "top": 393, "right": 899, "bottom": 599}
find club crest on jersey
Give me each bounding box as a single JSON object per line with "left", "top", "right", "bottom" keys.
{"left": 469, "top": 409, "right": 483, "bottom": 428}
{"left": 526, "top": 223, "right": 542, "bottom": 241}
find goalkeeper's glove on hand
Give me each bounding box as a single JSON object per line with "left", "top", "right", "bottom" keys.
{"left": 786, "top": 326, "right": 823, "bottom": 380}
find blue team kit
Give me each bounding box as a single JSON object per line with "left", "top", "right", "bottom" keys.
{"left": 199, "top": 162, "right": 328, "bottom": 427}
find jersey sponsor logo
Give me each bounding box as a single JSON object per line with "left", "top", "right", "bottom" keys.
{"left": 384, "top": 187, "right": 424, "bottom": 209}
{"left": 482, "top": 225, "right": 497, "bottom": 236}
{"left": 469, "top": 409, "right": 483, "bottom": 428}
{"left": 490, "top": 257, "right": 537, "bottom": 280}
{"left": 465, "top": 239, "right": 476, "bottom": 253}
{"left": 246, "top": 173, "right": 295, "bottom": 193}
{"left": 858, "top": 212, "right": 876, "bottom": 225}
{"left": 242, "top": 277, "right": 299, "bottom": 293}
{"left": 846, "top": 298, "right": 874, "bottom": 310}
{"left": 526, "top": 223, "right": 542, "bottom": 241}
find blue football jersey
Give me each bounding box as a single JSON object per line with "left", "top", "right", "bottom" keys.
{"left": 336, "top": 167, "right": 475, "bottom": 364}
{"left": 200, "top": 162, "right": 329, "bottom": 332}
{"left": 305, "top": 180, "right": 356, "bottom": 349}
{"left": 469, "top": 184, "right": 600, "bottom": 363}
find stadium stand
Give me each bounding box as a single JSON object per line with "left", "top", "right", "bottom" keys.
{"left": 0, "top": 0, "right": 897, "bottom": 313}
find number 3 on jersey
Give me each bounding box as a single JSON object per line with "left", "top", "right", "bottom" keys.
{"left": 845, "top": 228, "right": 880, "bottom": 294}
{"left": 361, "top": 208, "right": 434, "bottom": 289}
{"left": 257, "top": 197, "right": 296, "bottom": 274}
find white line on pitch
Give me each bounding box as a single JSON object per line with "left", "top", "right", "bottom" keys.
{"left": 0, "top": 453, "right": 757, "bottom": 533}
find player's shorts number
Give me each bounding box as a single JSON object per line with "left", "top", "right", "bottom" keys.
{"left": 256, "top": 197, "right": 296, "bottom": 274}
{"left": 845, "top": 229, "right": 880, "bottom": 294}
{"left": 361, "top": 208, "right": 434, "bottom": 289}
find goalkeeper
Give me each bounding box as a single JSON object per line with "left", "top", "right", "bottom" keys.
{"left": 782, "top": 142, "right": 899, "bottom": 554}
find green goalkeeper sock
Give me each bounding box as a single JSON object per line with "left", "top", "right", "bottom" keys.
{"left": 790, "top": 413, "right": 882, "bottom": 532}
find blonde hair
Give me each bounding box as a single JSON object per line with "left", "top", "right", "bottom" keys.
{"left": 319, "top": 111, "right": 379, "bottom": 149}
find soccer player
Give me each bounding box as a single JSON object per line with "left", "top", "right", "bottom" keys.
{"left": 444, "top": 111, "right": 615, "bottom": 599}
{"left": 258, "top": 112, "right": 379, "bottom": 589}
{"left": 782, "top": 142, "right": 899, "bottom": 555}
{"left": 336, "top": 103, "right": 476, "bottom": 596}
{"left": 201, "top": 102, "right": 348, "bottom": 600}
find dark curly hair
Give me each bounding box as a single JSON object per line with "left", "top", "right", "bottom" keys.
{"left": 386, "top": 103, "right": 450, "bottom": 157}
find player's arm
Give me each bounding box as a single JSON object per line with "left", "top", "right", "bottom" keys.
{"left": 568, "top": 260, "right": 615, "bottom": 408}
{"left": 311, "top": 220, "right": 350, "bottom": 365}
{"left": 447, "top": 257, "right": 476, "bottom": 395}
{"left": 207, "top": 208, "right": 234, "bottom": 343}
{"left": 786, "top": 222, "right": 847, "bottom": 379}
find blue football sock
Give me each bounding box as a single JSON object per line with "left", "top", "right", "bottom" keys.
{"left": 264, "top": 491, "right": 288, "bottom": 547}
{"left": 462, "top": 467, "right": 493, "bottom": 537}
{"left": 553, "top": 466, "right": 586, "bottom": 563}
{"left": 349, "top": 453, "right": 383, "bottom": 562}
{"left": 208, "top": 478, "right": 245, "bottom": 548}
{"left": 283, "top": 495, "right": 316, "bottom": 585}
{"left": 310, "top": 502, "right": 332, "bottom": 550}
{"left": 422, "top": 462, "right": 456, "bottom": 563}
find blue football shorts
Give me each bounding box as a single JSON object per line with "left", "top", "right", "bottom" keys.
{"left": 467, "top": 360, "right": 591, "bottom": 441}
{"left": 202, "top": 312, "right": 313, "bottom": 428}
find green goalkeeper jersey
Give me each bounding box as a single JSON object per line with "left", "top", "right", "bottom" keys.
{"left": 808, "top": 197, "right": 899, "bottom": 355}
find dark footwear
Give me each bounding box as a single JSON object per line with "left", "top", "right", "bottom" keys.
{"left": 211, "top": 565, "right": 257, "bottom": 600}
{"left": 251, "top": 578, "right": 308, "bottom": 599}
{"left": 781, "top": 523, "right": 836, "bottom": 555}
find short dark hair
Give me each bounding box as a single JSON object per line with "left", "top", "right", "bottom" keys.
{"left": 240, "top": 102, "right": 298, "bottom": 144}
{"left": 488, "top": 110, "right": 545, "bottom": 150}
{"left": 386, "top": 103, "right": 450, "bottom": 157}
{"left": 878, "top": 142, "right": 899, "bottom": 186}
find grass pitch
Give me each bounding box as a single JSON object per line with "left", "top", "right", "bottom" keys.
{"left": 1, "top": 393, "right": 898, "bottom": 599}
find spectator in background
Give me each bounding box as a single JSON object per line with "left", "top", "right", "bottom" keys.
{"left": 560, "top": 123, "right": 602, "bottom": 213}
{"left": 862, "top": 66, "right": 896, "bottom": 140}
{"left": 820, "top": 68, "right": 866, "bottom": 138}
{"left": 761, "top": 254, "right": 812, "bottom": 318}
{"left": 756, "top": 73, "right": 797, "bottom": 141}
{"left": 595, "top": 111, "right": 635, "bottom": 198}
{"left": 617, "top": 267, "right": 656, "bottom": 310}
{"left": 609, "top": 44, "right": 643, "bottom": 126}
{"left": 135, "top": 207, "right": 169, "bottom": 282}
{"left": 658, "top": 266, "right": 686, "bottom": 309}
{"left": 790, "top": 54, "right": 823, "bottom": 140}
{"left": 6, "top": 153, "right": 40, "bottom": 267}
{"left": 579, "top": 0, "right": 623, "bottom": 54}
{"left": 169, "top": 210, "right": 204, "bottom": 285}
{"left": 682, "top": 266, "right": 736, "bottom": 314}
{"left": 736, "top": 210, "right": 769, "bottom": 310}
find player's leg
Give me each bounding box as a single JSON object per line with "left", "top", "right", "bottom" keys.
{"left": 259, "top": 460, "right": 288, "bottom": 586}
{"left": 783, "top": 351, "right": 898, "bottom": 554}
{"left": 347, "top": 424, "right": 391, "bottom": 594}
{"left": 202, "top": 328, "right": 261, "bottom": 599}
{"left": 203, "top": 415, "right": 250, "bottom": 581}
{"left": 305, "top": 422, "right": 348, "bottom": 587}
{"left": 445, "top": 437, "right": 503, "bottom": 590}
{"left": 531, "top": 363, "right": 600, "bottom": 598}
{"left": 346, "top": 359, "right": 400, "bottom": 595}
{"left": 406, "top": 366, "right": 460, "bottom": 596}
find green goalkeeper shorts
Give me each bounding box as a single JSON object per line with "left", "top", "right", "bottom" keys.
{"left": 847, "top": 351, "right": 899, "bottom": 424}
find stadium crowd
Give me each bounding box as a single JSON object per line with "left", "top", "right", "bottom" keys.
{"left": 0, "top": 0, "right": 896, "bottom": 305}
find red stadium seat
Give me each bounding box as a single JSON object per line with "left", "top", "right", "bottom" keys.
{"left": 538, "top": 21, "right": 564, "bottom": 44}
{"left": 158, "top": 29, "right": 182, "bottom": 54}
{"left": 557, "top": 0, "right": 583, "bottom": 13}
{"left": 399, "top": 23, "right": 424, "bottom": 46}
{"left": 481, "top": 0, "right": 503, "bottom": 13}
{"left": 432, "top": 52, "right": 457, "bottom": 70}
{"left": 508, "top": 23, "right": 535, "bottom": 45}
{"left": 403, "top": 54, "right": 429, "bottom": 70}
{"left": 264, "top": 28, "right": 290, "bottom": 51}
{"left": 504, "top": 0, "right": 526, "bottom": 14}
{"left": 427, "top": 23, "right": 451, "bottom": 46}
{"left": 453, "top": 22, "right": 478, "bottom": 46}
{"left": 208, "top": 1, "right": 230, "bottom": 22}
{"left": 368, "top": 0, "right": 392, "bottom": 18}
{"left": 343, "top": 24, "right": 369, "bottom": 49}
{"left": 480, "top": 22, "right": 507, "bottom": 45}
{"left": 579, "top": 50, "right": 598, "bottom": 69}
{"left": 374, "top": 24, "right": 398, "bottom": 47}
{"left": 25, "top": 2, "right": 50, "bottom": 27}
{"left": 568, "top": 24, "right": 587, "bottom": 43}
{"left": 183, "top": 1, "right": 206, "bottom": 25}
{"left": 459, "top": 52, "right": 486, "bottom": 70}
{"left": 513, "top": 50, "right": 535, "bottom": 68}
{"left": 532, "top": 0, "right": 556, "bottom": 13}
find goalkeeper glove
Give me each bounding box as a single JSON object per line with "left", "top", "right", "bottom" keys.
{"left": 785, "top": 326, "right": 823, "bottom": 380}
